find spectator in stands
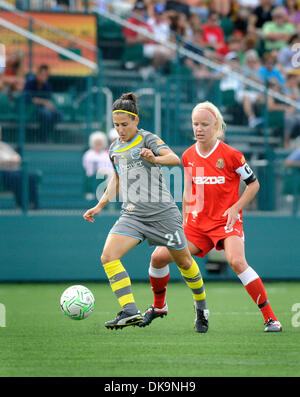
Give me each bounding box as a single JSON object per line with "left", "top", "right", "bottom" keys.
{"left": 285, "top": 147, "right": 300, "bottom": 167}
{"left": 236, "top": 0, "right": 260, "bottom": 12}
{"left": 227, "top": 35, "right": 246, "bottom": 64}
{"left": 123, "top": 1, "right": 155, "bottom": 75}
{"left": 248, "top": 0, "right": 274, "bottom": 35}
{"left": 180, "top": 26, "right": 220, "bottom": 99}
{"left": 185, "top": 0, "right": 209, "bottom": 21}
{"left": 277, "top": 33, "right": 300, "bottom": 72}
{"left": 0, "top": 127, "right": 39, "bottom": 209}
{"left": 236, "top": 50, "right": 265, "bottom": 128}
{"left": 82, "top": 131, "right": 114, "bottom": 200}
{"left": 148, "top": 3, "right": 171, "bottom": 40}
{"left": 124, "top": 1, "right": 174, "bottom": 77}
{"left": 262, "top": 6, "right": 296, "bottom": 55}
{"left": 219, "top": 51, "right": 242, "bottom": 92}
{"left": 188, "top": 12, "right": 202, "bottom": 34}
{"left": 284, "top": 0, "right": 300, "bottom": 25}
{"left": 209, "top": 0, "right": 233, "bottom": 18}
{"left": 242, "top": 31, "right": 261, "bottom": 54}
{"left": 283, "top": 70, "right": 300, "bottom": 101}
{"left": 181, "top": 27, "right": 209, "bottom": 78}
{"left": 145, "top": 3, "right": 174, "bottom": 72}
{"left": 2, "top": 50, "right": 25, "bottom": 100}
{"left": 24, "top": 64, "right": 62, "bottom": 142}
{"left": 123, "top": 1, "right": 150, "bottom": 46}
{"left": 267, "top": 78, "right": 300, "bottom": 148}
{"left": 234, "top": 7, "right": 251, "bottom": 36}
{"left": 242, "top": 49, "right": 263, "bottom": 79}
{"left": 201, "top": 11, "right": 229, "bottom": 57}
{"left": 169, "top": 9, "right": 192, "bottom": 40}
{"left": 142, "top": 0, "right": 159, "bottom": 17}
{"left": 259, "top": 52, "right": 285, "bottom": 86}
{"left": 165, "top": 0, "right": 190, "bottom": 18}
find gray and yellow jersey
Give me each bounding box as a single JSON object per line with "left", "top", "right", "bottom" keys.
{"left": 109, "top": 129, "right": 179, "bottom": 221}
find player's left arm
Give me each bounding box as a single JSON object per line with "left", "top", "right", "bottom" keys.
{"left": 223, "top": 161, "right": 260, "bottom": 230}
{"left": 140, "top": 147, "right": 181, "bottom": 166}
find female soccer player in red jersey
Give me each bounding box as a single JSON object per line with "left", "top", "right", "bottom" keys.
{"left": 142, "top": 101, "right": 282, "bottom": 332}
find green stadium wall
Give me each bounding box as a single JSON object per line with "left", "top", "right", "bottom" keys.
{"left": 0, "top": 214, "right": 299, "bottom": 282}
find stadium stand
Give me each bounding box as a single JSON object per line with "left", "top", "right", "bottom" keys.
{"left": 0, "top": 0, "right": 299, "bottom": 213}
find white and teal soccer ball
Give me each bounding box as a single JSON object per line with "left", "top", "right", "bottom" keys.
{"left": 60, "top": 285, "right": 95, "bottom": 320}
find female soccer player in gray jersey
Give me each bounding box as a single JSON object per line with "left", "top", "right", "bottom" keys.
{"left": 83, "top": 92, "right": 209, "bottom": 332}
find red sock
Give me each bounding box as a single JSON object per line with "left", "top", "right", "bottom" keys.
{"left": 245, "top": 278, "right": 277, "bottom": 322}
{"left": 149, "top": 273, "right": 170, "bottom": 309}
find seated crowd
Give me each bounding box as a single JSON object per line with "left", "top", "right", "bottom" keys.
{"left": 5, "top": 0, "right": 300, "bottom": 149}
{"left": 1, "top": 0, "right": 300, "bottom": 211}
{"left": 119, "top": 0, "right": 300, "bottom": 147}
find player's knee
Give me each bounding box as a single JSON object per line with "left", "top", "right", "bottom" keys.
{"left": 227, "top": 256, "right": 247, "bottom": 274}
{"left": 151, "top": 250, "right": 170, "bottom": 269}
{"left": 100, "top": 252, "right": 118, "bottom": 265}
{"left": 176, "top": 255, "right": 193, "bottom": 271}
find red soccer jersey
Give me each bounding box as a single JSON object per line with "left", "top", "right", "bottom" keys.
{"left": 182, "top": 139, "right": 253, "bottom": 232}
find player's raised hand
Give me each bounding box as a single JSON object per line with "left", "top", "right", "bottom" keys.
{"left": 222, "top": 205, "right": 239, "bottom": 232}
{"left": 83, "top": 206, "right": 102, "bottom": 223}
{"left": 140, "top": 148, "right": 156, "bottom": 164}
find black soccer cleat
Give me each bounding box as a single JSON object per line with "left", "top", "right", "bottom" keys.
{"left": 194, "top": 305, "right": 209, "bottom": 333}
{"left": 139, "top": 304, "right": 168, "bottom": 327}
{"left": 105, "top": 310, "right": 143, "bottom": 330}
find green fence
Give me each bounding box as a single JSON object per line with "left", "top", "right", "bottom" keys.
{"left": 1, "top": 49, "right": 299, "bottom": 214}
{"left": 0, "top": 213, "right": 299, "bottom": 281}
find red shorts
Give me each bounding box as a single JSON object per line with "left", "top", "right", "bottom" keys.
{"left": 184, "top": 220, "right": 244, "bottom": 258}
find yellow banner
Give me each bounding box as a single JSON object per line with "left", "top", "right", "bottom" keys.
{"left": 0, "top": 11, "right": 98, "bottom": 76}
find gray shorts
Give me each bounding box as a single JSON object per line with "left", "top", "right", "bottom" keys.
{"left": 109, "top": 214, "right": 187, "bottom": 251}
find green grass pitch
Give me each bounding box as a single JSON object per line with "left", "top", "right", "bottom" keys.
{"left": 0, "top": 281, "right": 299, "bottom": 377}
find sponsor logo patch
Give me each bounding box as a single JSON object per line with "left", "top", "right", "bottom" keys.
{"left": 192, "top": 176, "right": 225, "bottom": 184}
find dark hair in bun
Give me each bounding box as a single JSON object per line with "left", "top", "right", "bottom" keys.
{"left": 112, "top": 92, "right": 139, "bottom": 119}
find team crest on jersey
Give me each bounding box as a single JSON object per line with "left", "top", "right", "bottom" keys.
{"left": 130, "top": 148, "right": 141, "bottom": 159}
{"left": 126, "top": 203, "right": 135, "bottom": 212}
{"left": 216, "top": 158, "right": 225, "bottom": 169}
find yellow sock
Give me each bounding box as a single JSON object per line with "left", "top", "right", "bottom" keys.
{"left": 178, "top": 259, "right": 207, "bottom": 309}
{"left": 103, "top": 259, "right": 138, "bottom": 314}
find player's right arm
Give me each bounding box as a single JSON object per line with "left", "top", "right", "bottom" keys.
{"left": 83, "top": 170, "right": 119, "bottom": 223}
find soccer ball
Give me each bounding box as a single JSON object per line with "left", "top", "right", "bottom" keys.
{"left": 60, "top": 285, "right": 95, "bottom": 320}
